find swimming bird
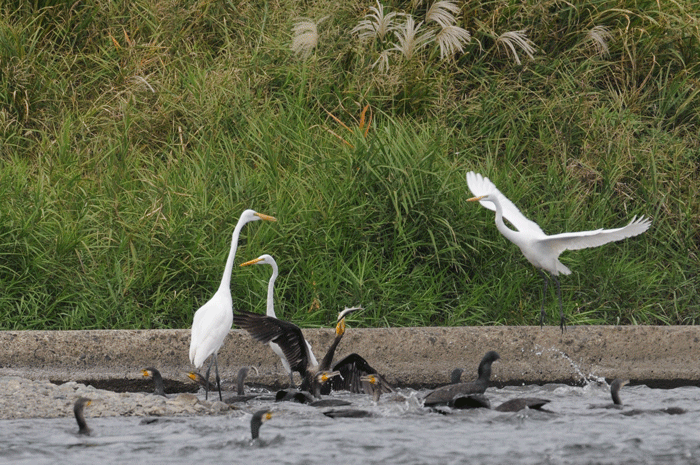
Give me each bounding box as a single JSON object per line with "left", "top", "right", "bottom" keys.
{"left": 189, "top": 209, "right": 276, "bottom": 400}
{"left": 494, "top": 397, "right": 550, "bottom": 412}
{"left": 240, "top": 254, "right": 318, "bottom": 387}
{"left": 250, "top": 410, "right": 273, "bottom": 440}
{"left": 606, "top": 379, "right": 686, "bottom": 415}
{"left": 186, "top": 371, "right": 220, "bottom": 392}
{"left": 610, "top": 378, "right": 629, "bottom": 406}
{"left": 466, "top": 171, "right": 651, "bottom": 330}
{"left": 73, "top": 397, "right": 92, "bottom": 435}
{"left": 423, "top": 351, "right": 500, "bottom": 407}
{"left": 142, "top": 367, "right": 166, "bottom": 396}
{"left": 234, "top": 306, "right": 361, "bottom": 397}
{"left": 360, "top": 373, "right": 395, "bottom": 402}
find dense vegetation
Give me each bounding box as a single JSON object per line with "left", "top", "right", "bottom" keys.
{"left": 1, "top": 0, "right": 698, "bottom": 330}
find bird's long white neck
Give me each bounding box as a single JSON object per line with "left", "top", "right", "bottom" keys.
{"left": 491, "top": 196, "right": 520, "bottom": 243}
{"left": 218, "top": 220, "right": 247, "bottom": 294}
{"left": 266, "top": 261, "right": 279, "bottom": 318}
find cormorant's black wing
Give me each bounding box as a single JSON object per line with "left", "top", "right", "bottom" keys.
{"left": 234, "top": 310, "right": 309, "bottom": 374}
{"left": 328, "top": 353, "right": 393, "bottom": 394}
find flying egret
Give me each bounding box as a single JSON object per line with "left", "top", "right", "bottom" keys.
{"left": 466, "top": 171, "right": 651, "bottom": 330}
{"left": 239, "top": 254, "right": 318, "bottom": 387}
{"left": 189, "top": 209, "right": 276, "bottom": 400}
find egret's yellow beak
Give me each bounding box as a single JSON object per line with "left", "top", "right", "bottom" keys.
{"left": 240, "top": 257, "right": 264, "bottom": 267}
{"left": 467, "top": 195, "right": 486, "bottom": 202}
{"left": 255, "top": 213, "right": 277, "bottom": 222}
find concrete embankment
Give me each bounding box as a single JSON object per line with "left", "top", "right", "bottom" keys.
{"left": 1, "top": 326, "right": 698, "bottom": 390}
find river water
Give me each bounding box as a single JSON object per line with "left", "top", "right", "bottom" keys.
{"left": 1, "top": 381, "right": 698, "bottom": 465}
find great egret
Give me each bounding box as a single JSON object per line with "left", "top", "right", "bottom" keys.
{"left": 189, "top": 209, "right": 276, "bottom": 401}
{"left": 73, "top": 397, "right": 92, "bottom": 435}
{"left": 423, "top": 350, "right": 500, "bottom": 407}
{"left": 141, "top": 367, "right": 165, "bottom": 396}
{"left": 233, "top": 306, "right": 362, "bottom": 397}
{"left": 250, "top": 410, "right": 273, "bottom": 440}
{"left": 466, "top": 171, "right": 652, "bottom": 330}
{"left": 239, "top": 254, "right": 318, "bottom": 387}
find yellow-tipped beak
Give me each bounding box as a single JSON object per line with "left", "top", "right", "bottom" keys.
{"left": 361, "top": 375, "right": 376, "bottom": 384}
{"left": 335, "top": 318, "right": 346, "bottom": 336}
{"left": 255, "top": 213, "right": 277, "bottom": 222}
{"left": 264, "top": 412, "right": 273, "bottom": 421}
{"left": 467, "top": 195, "right": 486, "bottom": 202}
{"left": 186, "top": 372, "right": 198, "bottom": 382}
{"left": 240, "top": 257, "right": 264, "bottom": 267}
{"left": 141, "top": 369, "right": 150, "bottom": 377}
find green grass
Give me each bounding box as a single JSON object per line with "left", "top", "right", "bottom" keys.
{"left": 0, "top": 0, "right": 698, "bottom": 330}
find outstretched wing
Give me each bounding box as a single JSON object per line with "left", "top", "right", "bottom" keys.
{"left": 541, "top": 216, "right": 651, "bottom": 254}
{"left": 328, "top": 353, "right": 392, "bottom": 394}
{"left": 234, "top": 310, "right": 309, "bottom": 374}
{"left": 466, "top": 171, "right": 545, "bottom": 236}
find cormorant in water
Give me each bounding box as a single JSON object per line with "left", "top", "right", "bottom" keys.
{"left": 240, "top": 254, "right": 318, "bottom": 388}
{"left": 234, "top": 306, "right": 361, "bottom": 397}
{"left": 451, "top": 394, "right": 491, "bottom": 409}
{"left": 142, "top": 367, "right": 166, "bottom": 396}
{"left": 360, "top": 373, "right": 394, "bottom": 402}
{"left": 423, "top": 351, "right": 500, "bottom": 407}
{"left": 494, "top": 397, "right": 550, "bottom": 412}
{"left": 611, "top": 378, "right": 629, "bottom": 406}
{"left": 250, "top": 410, "right": 273, "bottom": 440}
{"left": 187, "top": 371, "right": 220, "bottom": 393}
{"left": 323, "top": 409, "right": 374, "bottom": 418}
{"left": 450, "top": 368, "right": 464, "bottom": 384}
{"left": 74, "top": 397, "right": 92, "bottom": 435}
{"left": 603, "top": 379, "right": 686, "bottom": 415}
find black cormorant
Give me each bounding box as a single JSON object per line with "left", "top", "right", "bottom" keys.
{"left": 142, "top": 367, "right": 166, "bottom": 396}
{"left": 494, "top": 397, "right": 550, "bottom": 412}
{"left": 73, "top": 397, "right": 92, "bottom": 435}
{"left": 234, "top": 306, "right": 360, "bottom": 397}
{"left": 423, "top": 351, "right": 500, "bottom": 407}
{"left": 250, "top": 410, "right": 273, "bottom": 440}
{"left": 360, "top": 373, "right": 394, "bottom": 402}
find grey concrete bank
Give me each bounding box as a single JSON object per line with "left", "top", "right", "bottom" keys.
{"left": 1, "top": 326, "right": 698, "bottom": 390}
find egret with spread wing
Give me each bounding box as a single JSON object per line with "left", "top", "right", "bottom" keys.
{"left": 189, "top": 209, "right": 276, "bottom": 400}
{"left": 466, "top": 171, "right": 651, "bottom": 330}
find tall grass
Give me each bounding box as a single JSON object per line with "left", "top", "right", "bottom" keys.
{"left": 0, "top": 0, "right": 698, "bottom": 329}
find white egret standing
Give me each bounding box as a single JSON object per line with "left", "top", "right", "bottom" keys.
{"left": 466, "top": 171, "right": 651, "bottom": 330}
{"left": 189, "top": 209, "right": 276, "bottom": 400}
{"left": 240, "top": 254, "right": 319, "bottom": 387}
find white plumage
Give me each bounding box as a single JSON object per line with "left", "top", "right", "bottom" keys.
{"left": 466, "top": 171, "right": 651, "bottom": 329}
{"left": 189, "top": 209, "right": 276, "bottom": 399}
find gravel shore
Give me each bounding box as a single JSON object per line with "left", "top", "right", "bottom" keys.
{"left": 0, "top": 376, "right": 234, "bottom": 420}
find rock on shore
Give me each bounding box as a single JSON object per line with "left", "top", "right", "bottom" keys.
{"left": 0, "top": 376, "right": 234, "bottom": 420}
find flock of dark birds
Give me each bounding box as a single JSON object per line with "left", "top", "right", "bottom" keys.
{"left": 72, "top": 171, "right": 659, "bottom": 439}
{"left": 74, "top": 349, "right": 685, "bottom": 441}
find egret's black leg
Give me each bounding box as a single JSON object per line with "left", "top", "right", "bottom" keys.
{"left": 539, "top": 270, "right": 549, "bottom": 327}
{"left": 213, "top": 353, "right": 223, "bottom": 401}
{"left": 204, "top": 357, "right": 214, "bottom": 400}
{"left": 553, "top": 275, "right": 566, "bottom": 332}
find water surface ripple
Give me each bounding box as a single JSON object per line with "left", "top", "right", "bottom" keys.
{"left": 2, "top": 383, "right": 699, "bottom": 464}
